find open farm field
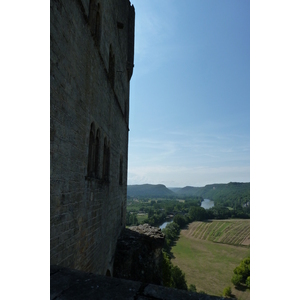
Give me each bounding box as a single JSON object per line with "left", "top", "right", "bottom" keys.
{"left": 172, "top": 220, "right": 250, "bottom": 299}
{"left": 136, "top": 213, "right": 148, "bottom": 223}
{"left": 184, "top": 219, "right": 250, "bottom": 246}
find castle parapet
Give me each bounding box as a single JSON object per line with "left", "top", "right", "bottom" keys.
{"left": 113, "top": 224, "right": 165, "bottom": 285}
{"left": 50, "top": 265, "right": 224, "bottom": 300}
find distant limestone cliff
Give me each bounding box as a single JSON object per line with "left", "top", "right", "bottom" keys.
{"left": 127, "top": 184, "right": 175, "bottom": 197}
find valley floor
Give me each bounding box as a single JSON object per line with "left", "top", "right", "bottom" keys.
{"left": 171, "top": 220, "right": 250, "bottom": 300}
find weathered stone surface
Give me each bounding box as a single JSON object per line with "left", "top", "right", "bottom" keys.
{"left": 50, "top": 265, "right": 225, "bottom": 300}
{"left": 129, "top": 224, "right": 165, "bottom": 241}
{"left": 113, "top": 224, "right": 165, "bottom": 285}
{"left": 51, "top": 265, "right": 141, "bottom": 300}
{"left": 143, "top": 284, "right": 224, "bottom": 300}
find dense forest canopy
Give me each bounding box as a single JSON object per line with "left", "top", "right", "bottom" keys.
{"left": 195, "top": 182, "right": 250, "bottom": 208}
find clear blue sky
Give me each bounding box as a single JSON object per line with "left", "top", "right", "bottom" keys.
{"left": 128, "top": 0, "right": 250, "bottom": 187}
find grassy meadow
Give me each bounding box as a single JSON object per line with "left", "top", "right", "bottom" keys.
{"left": 171, "top": 219, "right": 250, "bottom": 299}
{"left": 136, "top": 213, "right": 148, "bottom": 224}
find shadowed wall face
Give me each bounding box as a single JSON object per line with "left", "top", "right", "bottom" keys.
{"left": 113, "top": 224, "right": 165, "bottom": 285}
{"left": 50, "top": 0, "right": 134, "bottom": 274}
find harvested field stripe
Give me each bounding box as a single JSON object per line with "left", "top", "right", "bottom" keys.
{"left": 219, "top": 223, "right": 235, "bottom": 243}
{"left": 203, "top": 221, "right": 219, "bottom": 240}
{"left": 183, "top": 219, "right": 250, "bottom": 247}
{"left": 236, "top": 226, "right": 249, "bottom": 243}
{"left": 215, "top": 223, "right": 232, "bottom": 242}
{"left": 198, "top": 222, "right": 211, "bottom": 240}
{"left": 194, "top": 222, "right": 207, "bottom": 238}
{"left": 225, "top": 222, "right": 245, "bottom": 244}
{"left": 206, "top": 221, "right": 221, "bottom": 238}
{"left": 207, "top": 221, "right": 224, "bottom": 242}
{"left": 232, "top": 225, "right": 250, "bottom": 245}
{"left": 191, "top": 222, "right": 202, "bottom": 237}
{"left": 195, "top": 222, "right": 204, "bottom": 239}
{"left": 187, "top": 222, "right": 199, "bottom": 237}
{"left": 241, "top": 235, "right": 250, "bottom": 246}
{"left": 212, "top": 222, "right": 230, "bottom": 242}
{"left": 228, "top": 222, "right": 249, "bottom": 245}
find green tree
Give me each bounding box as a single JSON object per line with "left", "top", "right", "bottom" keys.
{"left": 148, "top": 208, "right": 154, "bottom": 218}
{"left": 170, "top": 265, "right": 188, "bottom": 290}
{"left": 161, "top": 252, "right": 172, "bottom": 287}
{"left": 126, "top": 212, "right": 138, "bottom": 226}
{"left": 231, "top": 274, "right": 243, "bottom": 286}
{"left": 153, "top": 202, "right": 161, "bottom": 209}
{"left": 161, "top": 252, "right": 188, "bottom": 291}
{"left": 173, "top": 215, "right": 187, "bottom": 228}
{"left": 129, "top": 213, "right": 138, "bottom": 225}
{"left": 189, "top": 206, "right": 208, "bottom": 221}
{"left": 234, "top": 257, "right": 250, "bottom": 281}
{"left": 231, "top": 257, "right": 250, "bottom": 288}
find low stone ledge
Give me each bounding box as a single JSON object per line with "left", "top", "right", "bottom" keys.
{"left": 129, "top": 224, "right": 165, "bottom": 240}
{"left": 50, "top": 265, "right": 225, "bottom": 300}
{"left": 143, "top": 284, "right": 224, "bottom": 300}
{"left": 51, "top": 265, "right": 142, "bottom": 300}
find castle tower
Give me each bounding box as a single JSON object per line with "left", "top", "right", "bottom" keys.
{"left": 50, "top": 0, "right": 135, "bottom": 275}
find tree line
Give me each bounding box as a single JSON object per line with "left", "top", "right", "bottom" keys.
{"left": 127, "top": 200, "right": 250, "bottom": 227}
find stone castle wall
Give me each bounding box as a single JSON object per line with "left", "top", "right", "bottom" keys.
{"left": 50, "top": 0, "right": 134, "bottom": 275}
{"left": 113, "top": 224, "right": 165, "bottom": 285}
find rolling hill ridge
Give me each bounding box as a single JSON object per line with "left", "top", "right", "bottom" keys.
{"left": 127, "top": 184, "right": 175, "bottom": 197}
{"left": 127, "top": 182, "right": 250, "bottom": 204}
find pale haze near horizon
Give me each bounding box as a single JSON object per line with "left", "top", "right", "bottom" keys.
{"left": 128, "top": 0, "right": 250, "bottom": 187}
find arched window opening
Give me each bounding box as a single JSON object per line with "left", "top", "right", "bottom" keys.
{"left": 95, "top": 4, "right": 102, "bottom": 47}
{"left": 87, "top": 123, "right": 95, "bottom": 177}
{"left": 89, "top": 1, "right": 101, "bottom": 47}
{"left": 88, "top": 0, "right": 97, "bottom": 33}
{"left": 119, "top": 155, "right": 123, "bottom": 185}
{"left": 95, "top": 129, "right": 100, "bottom": 178}
{"left": 103, "top": 137, "right": 110, "bottom": 182}
{"left": 109, "top": 45, "right": 115, "bottom": 88}
{"left": 106, "top": 269, "right": 111, "bottom": 277}
{"left": 121, "top": 201, "right": 124, "bottom": 226}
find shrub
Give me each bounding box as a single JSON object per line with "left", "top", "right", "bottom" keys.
{"left": 246, "top": 276, "right": 250, "bottom": 288}
{"left": 161, "top": 252, "right": 172, "bottom": 287}
{"left": 188, "top": 284, "right": 197, "bottom": 292}
{"left": 223, "top": 286, "right": 232, "bottom": 297}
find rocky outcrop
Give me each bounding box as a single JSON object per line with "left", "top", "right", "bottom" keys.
{"left": 113, "top": 224, "right": 165, "bottom": 285}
